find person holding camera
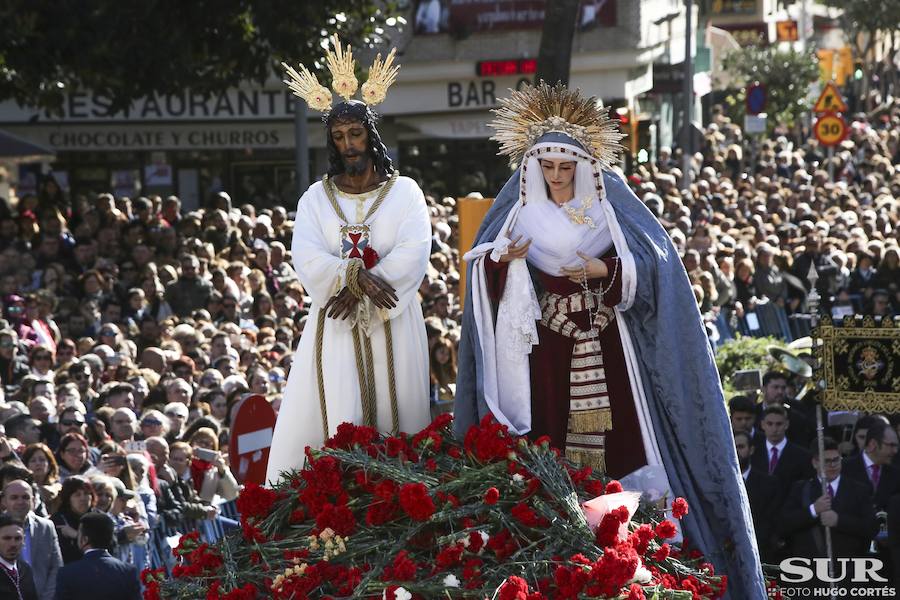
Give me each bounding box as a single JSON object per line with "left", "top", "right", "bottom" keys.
{"left": 186, "top": 428, "right": 238, "bottom": 504}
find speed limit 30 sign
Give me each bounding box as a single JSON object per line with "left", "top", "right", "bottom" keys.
{"left": 814, "top": 113, "right": 847, "bottom": 147}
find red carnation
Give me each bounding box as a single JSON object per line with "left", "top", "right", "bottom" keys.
{"left": 484, "top": 487, "right": 500, "bottom": 505}
{"left": 511, "top": 502, "right": 541, "bottom": 527}
{"left": 653, "top": 543, "right": 671, "bottom": 562}
{"left": 498, "top": 576, "right": 530, "bottom": 600}
{"left": 468, "top": 530, "right": 485, "bottom": 554}
{"left": 605, "top": 480, "right": 623, "bottom": 494}
{"left": 363, "top": 246, "right": 379, "bottom": 269}
{"left": 671, "top": 497, "right": 689, "bottom": 519}
{"left": 655, "top": 520, "right": 677, "bottom": 539}
{"left": 586, "top": 541, "right": 640, "bottom": 597}
{"left": 382, "top": 550, "right": 417, "bottom": 581}
{"left": 435, "top": 543, "right": 465, "bottom": 569}
{"left": 626, "top": 583, "right": 646, "bottom": 600}
{"left": 583, "top": 479, "right": 605, "bottom": 497}
{"left": 629, "top": 523, "right": 654, "bottom": 554}
{"left": 398, "top": 482, "right": 435, "bottom": 522}
{"left": 315, "top": 502, "right": 357, "bottom": 536}
{"left": 235, "top": 483, "right": 278, "bottom": 520}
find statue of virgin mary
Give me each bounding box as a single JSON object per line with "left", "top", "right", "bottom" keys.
{"left": 454, "top": 83, "right": 766, "bottom": 600}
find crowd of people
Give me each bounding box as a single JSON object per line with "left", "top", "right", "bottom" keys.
{"left": 0, "top": 91, "right": 897, "bottom": 596}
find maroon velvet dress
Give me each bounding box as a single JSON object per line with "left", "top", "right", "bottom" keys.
{"left": 484, "top": 252, "right": 647, "bottom": 479}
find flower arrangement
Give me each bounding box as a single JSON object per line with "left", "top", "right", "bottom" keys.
{"left": 143, "top": 415, "right": 727, "bottom": 599}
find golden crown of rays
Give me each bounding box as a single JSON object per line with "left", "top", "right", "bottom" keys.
{"left": 281, "top": 34, "right": 400, "bottom": 113}
{"left": 489, "top": 82, "right": 625, "bottom": 167}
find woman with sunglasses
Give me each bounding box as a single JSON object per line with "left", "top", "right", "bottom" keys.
{"left": 28, "top": 344, "right": 56, "bottom": 380}
{"left": 55, "top": 432, "right": 92, "bottom": 481}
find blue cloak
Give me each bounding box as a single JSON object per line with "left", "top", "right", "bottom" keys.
{"left": 454, "top": 165, "right": 767, "bottom": 599}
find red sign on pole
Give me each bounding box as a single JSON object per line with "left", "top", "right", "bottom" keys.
{"left": 814, "top": 113, "right": 848, "bottom": 147}
{"left": 228, "top": 394, "right": 277, "bottom": 486}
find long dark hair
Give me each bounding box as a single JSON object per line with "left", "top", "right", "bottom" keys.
{"left": 325, "top": 101, "right": 394, "bottom": 178}
{"left": 57, "top": 475, "right": 94, "bottom": 516}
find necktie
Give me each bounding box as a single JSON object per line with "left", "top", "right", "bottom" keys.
{"left": 871, "top": 464, "right": 881, "bottom": 489}
{"left": 769, "top": 447, "right": 779, "bottom": 475}
{"left": 1, "top": 563, "right": 21, "bottom": 600}
{"left": 827, "top": 483, "right": 834, "bottom": 498}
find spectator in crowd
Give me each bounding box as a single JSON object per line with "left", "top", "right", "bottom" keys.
{"left": 20, "top": 444, "right": 61, "bottom": 514}
{"left": 0, "top": 330, "right": 29, "bottom": 390}
{"left": 55, "top": 434, "right": 91, "bottom": 481}
{"left": 50, "top": 476, "right": 94, "bottom": 564}
{"left": 0, "top": 479, "right": 63, "bottom": 600}
{"left": 187, "top": 428, "right": 238, "bottom": 503}
{"left": 4, "top": 415, "right": 41, "bottom": 447}
{"left": 166, "top": 442, "right": 220, "bottom": 517}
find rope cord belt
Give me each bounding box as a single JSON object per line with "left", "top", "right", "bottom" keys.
{"left": 314, "top": 172, "right": 401, "bottom": 439}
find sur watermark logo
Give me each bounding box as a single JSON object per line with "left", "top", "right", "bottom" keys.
{"left": 769, "top": 558, "right": 895, "bottom": 598}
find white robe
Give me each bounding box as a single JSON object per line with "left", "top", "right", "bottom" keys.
{"left": 266, "top": 176, "right": 432, "bottom": 483}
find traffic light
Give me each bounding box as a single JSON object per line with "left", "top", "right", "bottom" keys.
{"left": 615, "top": 107, "right": 639, "bottom": 158}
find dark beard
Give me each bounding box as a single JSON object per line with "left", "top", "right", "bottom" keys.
{"left": 343, "top": 155, "right": 371, "bottom": 176}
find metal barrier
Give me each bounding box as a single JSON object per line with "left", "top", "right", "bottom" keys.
{"left": 147, "top": 498, "right": 242, "bottom": 575}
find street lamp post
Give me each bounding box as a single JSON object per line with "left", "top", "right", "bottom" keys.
{"left": 680, "top": 0, "right": 693, "bottom": 191}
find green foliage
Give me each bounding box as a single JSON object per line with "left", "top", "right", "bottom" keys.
{"left": 721, "top": 46, "right": 819, "bottom": 127}
{"left": 0, "top": 1, "right": 401, "bottom": 113}
{"left": 818, "top": 0, "right": 900, "bottom": 39}
{"left": 715, "top": 335, "right": 782, "bottom": 395}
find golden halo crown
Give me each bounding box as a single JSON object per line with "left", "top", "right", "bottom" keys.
{"left": 281, "top": 34, "right": 400, "bottom": 113}
{"left": 489, "top": 82, "right": 625, "bottom": 167}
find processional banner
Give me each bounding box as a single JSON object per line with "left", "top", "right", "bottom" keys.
{"left": 814, "top": 315, "right": 900, "bottom": 413}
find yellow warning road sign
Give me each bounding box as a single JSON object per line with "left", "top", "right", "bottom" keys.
{"left": 813, "top": 81, "right": 848, "bottom": 114}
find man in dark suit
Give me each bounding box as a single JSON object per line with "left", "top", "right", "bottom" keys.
{"left": 842, "top": 420, "right": 900, "bottom": 510}
{"left": 752, "top": 404, "right": 815, "bottom": 490}
{"left": 1, "top": 479, "right": 63, "bottom": 600}
{"left": 0, "top": 513, "right": 39, "bottom": 600}
{"left": 842, "top": 420, "right": 898, "bottom": 585}
{"left": 54, "top": 513, "right": 140, "bottom": 600}
{"left": 734, "top": 429, "right": 781, "bottom": 563}
{"left": 730, "top": 395, "right": 763, "bottom": 447}
{"left": 779, "top": 437, "right": 879, "bottom": 588}
{"left": 753, "top": 370, "right": 814, "bottom": 447}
